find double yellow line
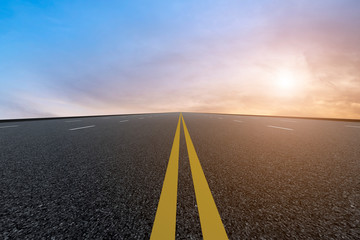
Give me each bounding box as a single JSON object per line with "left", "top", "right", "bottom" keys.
{"left": 150, "top": 114, "right": 228, "bottom": 240}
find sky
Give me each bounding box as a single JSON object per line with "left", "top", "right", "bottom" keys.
{"left": 1, "top": 0, "right": 360, "bottom": 119}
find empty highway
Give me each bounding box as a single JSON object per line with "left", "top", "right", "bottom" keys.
{"left": 1, "top": 113, "right": 359, "bottom": 239}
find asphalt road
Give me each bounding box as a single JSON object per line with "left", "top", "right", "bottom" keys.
{"left": 1, "top": 113, "right": 359, "bottom": 239}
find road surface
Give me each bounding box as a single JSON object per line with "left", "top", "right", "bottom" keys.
{"left": 1, "top": 113, "right": 359, "bottom": 239}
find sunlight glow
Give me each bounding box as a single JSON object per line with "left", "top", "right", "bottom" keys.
{"left": 276, "top": 70, "right": 297, "bottom": 91}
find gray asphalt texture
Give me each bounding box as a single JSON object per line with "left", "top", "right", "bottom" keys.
{"left": 1, "top": 113, "right": 359, "bottom": 239}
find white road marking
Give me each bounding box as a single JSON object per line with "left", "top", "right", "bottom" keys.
{"left": 346, "top": 125, "right": 360, "bottom": 128}
{"left": 267, "top": 125, "right": 294, "bottom": 131}
{"left": 0, "top": 125, "right": 19, "bottom": 129}
{"left": 119, "top": 120, "right": 129, "bottom": 123}
{"left": 138, "top": 117, "right": 144, "bottom": 119}
{"left": 69, "top": 125, "right": 95, "bottom": 131}
{"left": 65, "top": 120, "right": 81, "bottom": 123}
{"left": 233, "top": 120, "right": 243, "bottom": 123}
{"left": 280, "top": 119, "right": 297, "bottom": 123}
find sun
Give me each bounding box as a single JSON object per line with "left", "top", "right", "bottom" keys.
{"left": 276, "top": 70, "right": 297, "bottom": 91}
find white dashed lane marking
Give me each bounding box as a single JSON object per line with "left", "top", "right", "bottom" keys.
{"left": 267, "top": 125, "right": 293, "bottom": 131}
{"left": 345, "top": 125, "right": 360, "bottom": 128}
{"left": 69, "top": 125, "right": 95, "bottom": 131}
{"left": 0, "top": 125, "right": 19, "bottom": 129}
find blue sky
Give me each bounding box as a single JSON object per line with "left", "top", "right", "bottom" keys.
{"left": 1, "top": 0, "right": 360, "bottom": 119}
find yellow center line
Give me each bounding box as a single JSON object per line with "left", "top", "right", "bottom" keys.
{"left": 151, "top": 114, "right": 228, "bottom": 239}
{"left": 182, "top": 115, "right": 228, "bottom": 240}
{"left": 150, "top": 114, "right": 181, "bottom": 240}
